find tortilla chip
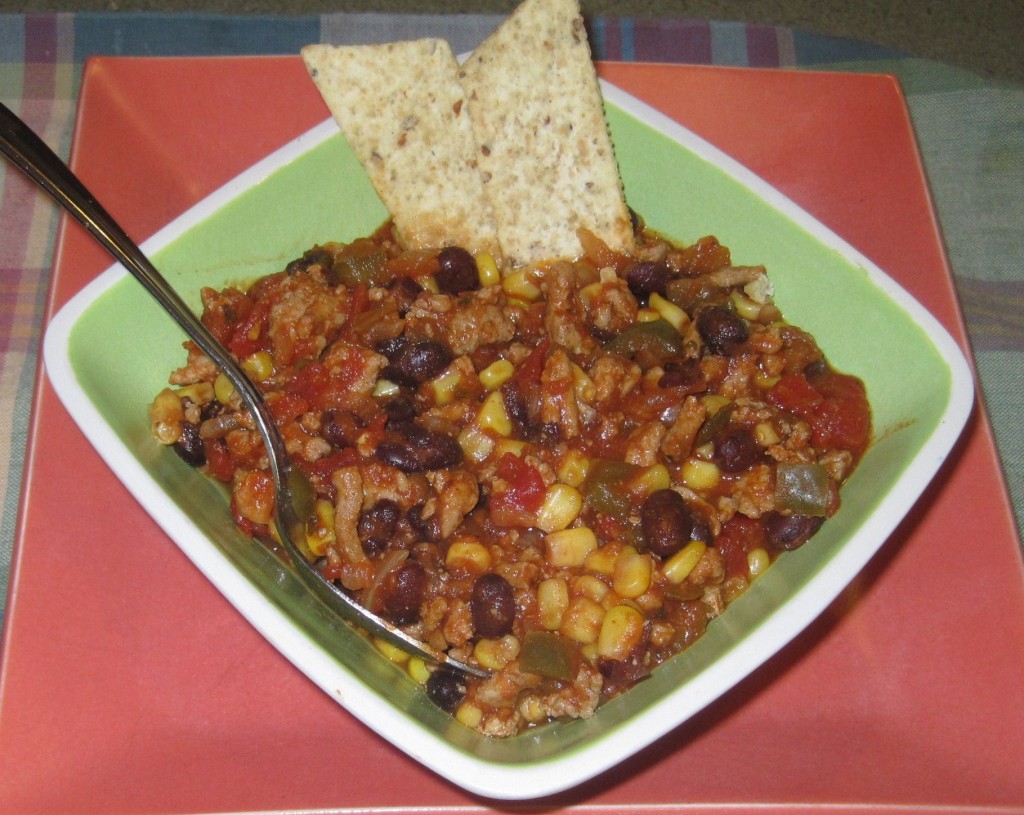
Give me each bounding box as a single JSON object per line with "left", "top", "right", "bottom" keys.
{"left": 458, "top": 0, "right": 634, "bottom": 268}
{"left": 301, "top": 39, "right": 501, "bottom": 259}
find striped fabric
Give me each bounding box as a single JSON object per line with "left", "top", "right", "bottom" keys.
{"left": 0, "top": 13, "right": 1021, "bottom": 629}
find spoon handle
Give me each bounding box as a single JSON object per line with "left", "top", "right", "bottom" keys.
{"left": 0, "top": 102, "right": 290, "bottom": 478}
{"left": 0, "top": 102, "right": 486, "bottom": 679}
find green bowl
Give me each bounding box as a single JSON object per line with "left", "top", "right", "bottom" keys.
{"left": 43, "top": 81, "right": 974, "bottom": 799}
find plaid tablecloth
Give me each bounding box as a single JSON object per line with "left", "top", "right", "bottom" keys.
{"left": 2, "top": 12, "right": 1022, "bottom": 630}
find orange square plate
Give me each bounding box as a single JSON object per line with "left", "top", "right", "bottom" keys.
{"left": 2, "top": 57, "right": 1023, "bottom": 813}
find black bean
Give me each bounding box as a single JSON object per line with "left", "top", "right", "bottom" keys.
{"left": 690, "top": 514, "right": 712, "bottom": 544}
{"left": 625, "top": 261, "right": 672, "bottom": 302}
{"left": 425, "top": 667, "right": 467, "bottom": 713}
{"left": 382, "top": 395, "right": 416, "bottom": 426}
{"left": 762, "top": 512, "right": 824, "bottom": 551}
{"left": 407, "top": 502, "right": 440, "bottom": 542}
{"left": 322, "top": 410, "right": 360, "bottom": 448}
{"left": 390, "top": 276, "right": 424, "bottom": 316}
{"left": 383, "top": 340, "right": 452, "bottom": 387}
{"left": 528, "top": 422, "right": 562, "bottom": 446}
{"left": 658, "top": 357, "right": 705, "bottom": 392}
{"left": 640, "top": 489, "right": 694, "bottom": 558}
{"left": 435, "top": 246, "right": 480, "bottom": 294}
{"left": 384, "top": 560, "right": 426, "bottom": 624}
{"left": 172, "top": 422, "right": 206, "bottom": 467}
{"left": 470, "top": 573, "right": 516, "bottom": 639}
{"left": 358, "top": 499, "right": 401, "bottom": 556}
{"left": 501, "top": 381, "right": 529, "bottom": 433}
{"left": 285, "top": 246, "right": 333, "bottom": 277}
{"left": 697, "top": 305, "right": 749, "bottom": 355}
{"left": 375, "top": 336, "right": 407, "bottom": 360}
{"left": 199, "top": 400, "right": 223, "bottom": 422}
{"left": 376, "top": 424, "right": 463, "bottom": 473}
{"left": 714, "top": 426, "right": 762, "bottom": 473}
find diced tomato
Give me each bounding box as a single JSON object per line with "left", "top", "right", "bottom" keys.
{"left": 227, "top": 298, "right": 271, "bottom": 358}
{"left": 809, "top": 371, "right": 871, "bottom": 456}
{"left": 715, "top": 515, "right": 766, "bottom": 579}
{"left": 202, "top": 438, "right": 234, "bottom": 482}
{"left": 268, "top": 391, "right": 310, "bottom": 424}
{"left": 200, "top": 286, "right": 251, "bottom": 346}
{"left": 347, "top": 281, "right": 370, "bottom": 318}
{"left": 768, "top": 373, "right": 823, "bottom": 415}
{"left": 675, "top": 235, "right": 731, "bottom": 276}
{"left": 769, "top": 371, "right": 870, "bottom": 457}
{"left": 489, "top": 453, "right": 546, "bottom": 527}
{"left": 288, "top": 362, "right": 330, "bottom": 406}
{"left": 513, "top": 339, "right": 550, "bottom": 388}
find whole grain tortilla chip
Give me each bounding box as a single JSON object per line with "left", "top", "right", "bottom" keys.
{"left": 458, "top": 0, "right": 634, "bottom": 268}
{"left": 302, "top": 40, "right": 502, "bottom": 259}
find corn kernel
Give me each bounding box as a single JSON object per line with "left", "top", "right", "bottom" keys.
{"left": 174, "top": 381, "right": 214, "bottom": 405}
{"left": 455, "top": 702, "right": 483, "bottom": 729}
{"left": 430, "top": 366, "right": 464, "bottom": 405}
{"left": 693, "top": 441, "right": 715, "bottom": 461}
{"left": 747, "top": 547, "right": 771, "bottom": 578}
{"left": 632, "top": 463, "right": 671, "bottom": 497}
{"left": 458, "top": 423, "right": 495, "bottom": 464}
{"left": 417, "top": 275, "right": 440, "bottom": 294}
{"left": 573, "top": 574, "right": 610, "bottom": 603}
{"left": 662, "top": 540, "right": 707, "bottom": 584}
{"left": 597, "top": 604, "right": 645, "bottom": 660}
{"left": 476, "top": 390, "right": 512, "bottom": 437}
{"left": 557, "top": 450, "right": 591, "bottom": 487}
{"left": 476, "top": 252, "right": 500, "bottom": 287}
{"left": 584, "top": 545, "right": 618, "bottom": 576}
{"left": 373, "top": 378, "right": 401, "bottom": 399}
{"left": 538, "top": 578, "right": 570, "bottom": 630}
{"left": 612, "top": 546, "right": 653, "bottom": 598}
{"left": 478, "top": 359, "right": 515, "bottom": 391}
{"left": 754, "top": 421, "right": 781, "bottom": 446}
{"left": 373, "top": 637, "right": 410, "bottom": 665}
{"left": 445, "top": 538, "right": 492, "bottom": 573}
{"left": 494, "top": 438, "right": 528, "bottom": 458}
{"left": 700, "top": 394, "right": 732, "bottom": 416}
{"left": 502, "top": 269, "right": 541, "bottom": 301}
{"left": 545, "top": 527, "right": 598, "bottom": 568}
{"left": 214, "top": 372, "right": 237, "bottom": 405}
{"left": 649, "top": 292, "right": 689, "bottom": 333}
{"left": 636, "top": 307, "right": 661, "bottom": 323}
{"left": 305, "top": 498, "right": 337, "bottom": 557}
{"left": 560, "top": 596, "right": 606, "bottom": 644}
{"left": 149, "top": 388, "right": 184, "bottom": 444}
{"left": 536, "top": 483, "right": 583, "bottom": 533}
{"left": 407, "top": 656, "right": 431, "bottom": 685}
{"left": 755, "top": 374, "right": 781, "bottom": 389}
{"left": 473, "top": 635, "right": 521, "bottom": 670}
{"left": 681, "top": 458, "right": 721, "bottom": 491}
{"left": 241, "top": 350, "right": 274, "bottom": 382}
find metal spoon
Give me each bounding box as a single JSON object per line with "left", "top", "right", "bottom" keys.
{"left": 0, "top": 101, "right": 486, "bottom": 680}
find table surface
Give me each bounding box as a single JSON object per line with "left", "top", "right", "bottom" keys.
{"left": 1, "top": 11, "right": 1023, "bottom": 815}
